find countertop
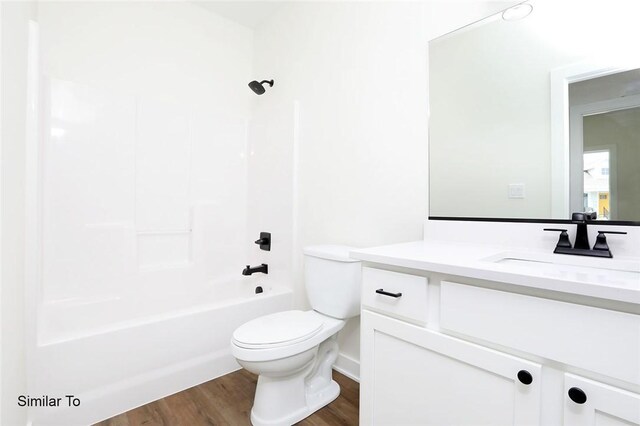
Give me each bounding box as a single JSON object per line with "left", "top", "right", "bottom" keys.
{"left": 350, "top": 240, "right": 640, "bottom": 305}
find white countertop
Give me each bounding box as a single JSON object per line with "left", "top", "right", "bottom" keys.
{"left": 350, "top": 240, "right": 640, "bottom": 305}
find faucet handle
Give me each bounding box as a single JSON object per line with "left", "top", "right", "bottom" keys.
{"left": 593, "top": 231, "right": 626, "bottom": 255}
{"left": 543, "top": 228, "right": 572, "bottom": 248}
{"left": 594, "top": 230, "right": 627, "bottom": 250}
{"left": 254, "top": 232, "right": 271, "bottom": 251}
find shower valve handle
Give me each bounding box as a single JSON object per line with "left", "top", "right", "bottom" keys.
{"left": 254, "top": 232, "right": 271, "bottom": 251}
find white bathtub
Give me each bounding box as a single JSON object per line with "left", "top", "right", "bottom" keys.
{"left": 29, "top": 280, "right": 292, "bottom": 426}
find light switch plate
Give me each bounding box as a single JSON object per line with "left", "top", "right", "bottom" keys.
{"left": 508, "top": 183, "right": 525, "bottom": 199}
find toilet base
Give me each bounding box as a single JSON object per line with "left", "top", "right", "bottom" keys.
{"left": 306, "top": 378, "right": 340, "bottom": 415}
{"left": 250, "top": 379, "right": 340, "bottom": 426}
{"left": 246, "top": 335, "right": 342, "bottom": 426}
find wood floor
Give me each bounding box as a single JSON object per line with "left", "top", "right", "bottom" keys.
{"left": 95, "top": 370, "right": 359, "bottom": 426}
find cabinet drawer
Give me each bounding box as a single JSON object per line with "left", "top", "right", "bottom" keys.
{"left": 440, "top": 281, "right": 640, "bottom": 385}
{"left": 361, "top": 267, "right": 428, "bottom": 325}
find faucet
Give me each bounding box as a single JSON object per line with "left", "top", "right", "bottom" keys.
{"left": 544, "top": 212, "right": 626, "bottom": 258}
{"left": 242, "top": 264, "right": 268, "bottom": 276}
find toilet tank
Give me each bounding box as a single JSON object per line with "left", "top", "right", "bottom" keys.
{"left": 303, "top": 245, "right": 361, "bottom": 319}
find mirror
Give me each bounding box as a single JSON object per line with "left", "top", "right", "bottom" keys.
{"left": 428, "top": 0, "right": 640, "bottom": 223}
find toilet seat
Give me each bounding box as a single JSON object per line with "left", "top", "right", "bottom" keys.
{"left": 231, "top": 310, "right": 345, "bottom": 363}
{"left": 232, "top": 310, "right": 323, "bottom": 349}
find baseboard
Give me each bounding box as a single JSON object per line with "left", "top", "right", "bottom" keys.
{"left": 333, "top": 352, "right": 360, "bottom": 383}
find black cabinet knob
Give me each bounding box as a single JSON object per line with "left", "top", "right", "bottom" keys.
{"left": 517, "top": 370, "right": 533, "bottom": 385}
{"left": 568, "top": 387, "right": 587, "bottom": 404}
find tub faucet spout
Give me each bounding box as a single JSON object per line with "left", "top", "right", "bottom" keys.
{"left": 242, "top": 264, "right": 268, "bottom": 276}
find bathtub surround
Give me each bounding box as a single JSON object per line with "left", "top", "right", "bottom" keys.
{"left": 36, "top": 1, "right": 254, "bottom": 302}
{"left": 24, "top": 3, "right": 294, "bottom": 425}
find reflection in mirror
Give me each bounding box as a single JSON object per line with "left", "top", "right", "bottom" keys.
{"left": 569, "top": 70, "right": 640, "bottom": 221}
{"left": 428, "top": 0, "right": 640, "bottom": 222}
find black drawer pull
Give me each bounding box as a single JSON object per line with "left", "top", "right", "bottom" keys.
{"left": 568, "top": 387, "right": 587, "bottom": 404}
{"left": 376, "top": 289, "right": 402, "bottom": 298}
{"left": 517, "top": 370, "right": 533, "bottom": 385}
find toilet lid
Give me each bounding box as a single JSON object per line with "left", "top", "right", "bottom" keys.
{"left": 232, "top": 310, "right": 323, "bottom": 349}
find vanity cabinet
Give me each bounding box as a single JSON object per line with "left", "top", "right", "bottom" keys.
{"left": 360, "top": 310, "right": 542, "bottom": 426}
{"left": 359, "top": 266, "right": 640, "bottom": 426}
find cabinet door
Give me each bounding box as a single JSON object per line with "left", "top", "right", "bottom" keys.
{"left": 564, "top": 374, "right": 640, "bottom": 426}
{"left": 360, "top": 311, "right": 542, "bottom": 426}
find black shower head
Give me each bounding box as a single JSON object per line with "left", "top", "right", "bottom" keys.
{"left": 248, "top": 79, "right": 274, "bottom": 95}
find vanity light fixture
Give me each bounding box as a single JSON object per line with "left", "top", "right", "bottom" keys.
{"left": 502, "top": 3, "right": 533, "bottom": 21}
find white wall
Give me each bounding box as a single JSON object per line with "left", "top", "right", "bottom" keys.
{"left": 1, "top": 1, "right": 37, "bottom": 424}
{"left": 250, "top": 1, "right": 512, "bottom": 375}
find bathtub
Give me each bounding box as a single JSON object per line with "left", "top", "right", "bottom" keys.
{"left": 29, "top": 279, "right": 292, "bottom": 426}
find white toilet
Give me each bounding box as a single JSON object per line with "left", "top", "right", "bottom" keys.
{"left": 231, "top": 245, "right": 361, "bottom": 426}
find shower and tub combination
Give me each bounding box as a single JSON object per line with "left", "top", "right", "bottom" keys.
{"left": 24, "top": 2, "right": 291, "bottom": 425}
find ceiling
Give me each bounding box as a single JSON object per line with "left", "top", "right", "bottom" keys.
{"left": 196, "top": 1, "right": 518, "bottom": 31}
{"left": 196, "top": 1, "right": 287, "bottom": 29}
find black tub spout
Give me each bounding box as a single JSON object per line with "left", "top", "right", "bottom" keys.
{"left": 242, "top": 264, "right": 268, "bottom": 276}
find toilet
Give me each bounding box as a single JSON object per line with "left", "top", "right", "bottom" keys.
{"left": 231, "top": 245, "right": 361, "bottom": 426}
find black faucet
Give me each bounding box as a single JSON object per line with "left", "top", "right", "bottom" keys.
{"left": 544, "top": 212, "right": 626, "bottom": 258}
{"left": 242, "top": 264, "right": 268, "bottom": 276}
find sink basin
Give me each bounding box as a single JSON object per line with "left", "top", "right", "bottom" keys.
{"left": 482, "top": 251, "right": 640, "bottom": 284}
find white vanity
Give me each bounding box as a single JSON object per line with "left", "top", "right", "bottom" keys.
{"left": 352, "top": 226, "right": 640, "bottom": 426}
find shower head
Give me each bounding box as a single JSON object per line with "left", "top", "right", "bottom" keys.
{"left": 248, "top": 79, "right": 274, "bottom": 95}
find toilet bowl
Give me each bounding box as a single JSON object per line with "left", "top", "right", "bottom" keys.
{"left": 231, "top": 245, "right": 361, "bottom": 426}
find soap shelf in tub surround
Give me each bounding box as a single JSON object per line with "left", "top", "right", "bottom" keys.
{"left": 353, "top": 239, "right": 640, "bottom": 426}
